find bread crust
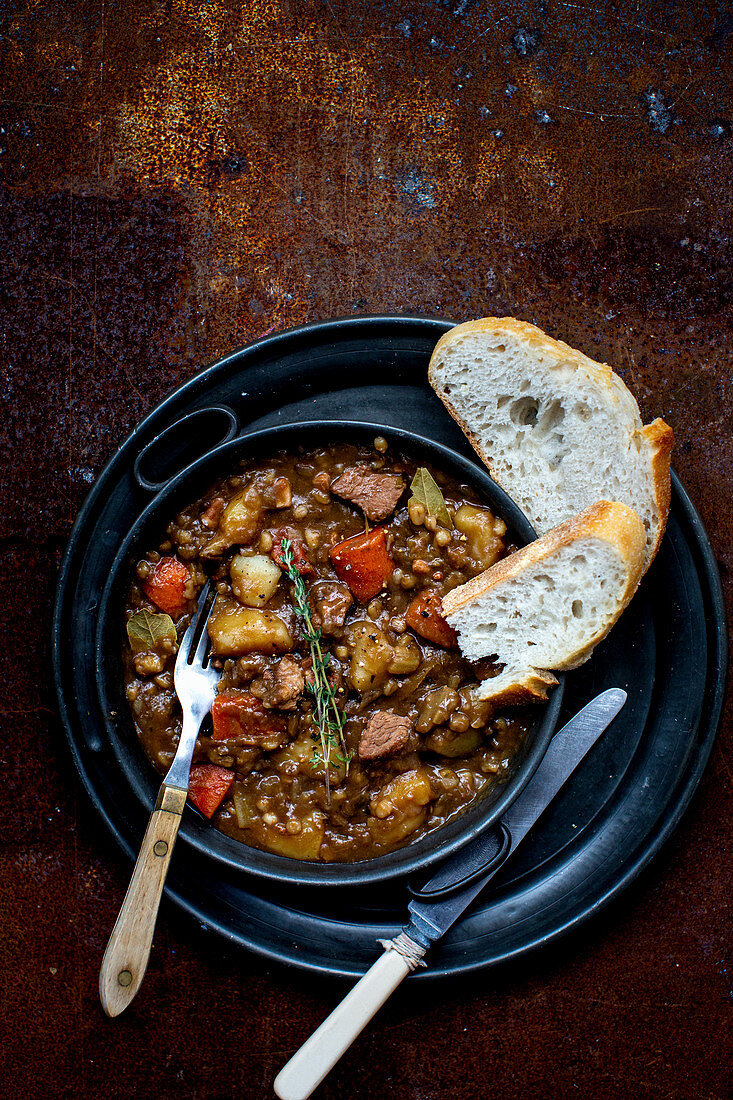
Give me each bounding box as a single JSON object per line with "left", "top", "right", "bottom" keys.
{"left": 429, "top": 317, "right": 673, "bottom": 573}
{"left": 442, "top": 500, "right": 646, "bottom": 670}
{"left": 642, "top": 417, "right": 675, "bottom": 565}
{"left": 477, "top": 668, "right": 558, "bottom": 706}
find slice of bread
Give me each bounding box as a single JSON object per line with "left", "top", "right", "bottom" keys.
{"left": 442, "top": 501, "right": 646, "bottom": 704}
{"left": 429, "top": 317, "right": 674, "bottom": 570}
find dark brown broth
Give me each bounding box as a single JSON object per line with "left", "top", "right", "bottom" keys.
{"left": 123, "top": 441, "right": 535, "bottom": 862}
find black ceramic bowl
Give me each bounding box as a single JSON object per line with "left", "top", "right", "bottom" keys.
{"left": 95, "top": 418, "right": 564, "bottom": 887}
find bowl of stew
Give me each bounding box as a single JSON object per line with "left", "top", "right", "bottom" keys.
{"left": 95, "top": 420, "right": 564, "bottom": 886}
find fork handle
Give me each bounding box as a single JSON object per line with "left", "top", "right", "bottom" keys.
{"left": 99, "top": 785, "right": 187, "bottom": 1017}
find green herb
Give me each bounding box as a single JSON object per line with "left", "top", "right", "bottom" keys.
{"left": 126, "top": 609, "right": 177, "bottom": 654}
{"left": 409, "top": 467, "right": 453, "bottom": 527}
{"left": 280, "top": 538, "right": 351, "bottom": 803}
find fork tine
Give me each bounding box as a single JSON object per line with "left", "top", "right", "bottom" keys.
{"left": 177, "top": 580, "right": 212, "bottom": 665}
{"left": 193, "top": 601, "right": 213, "bottom": 668}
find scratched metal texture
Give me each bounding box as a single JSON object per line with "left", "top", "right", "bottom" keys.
{"left": 0, "top": 2, "right": 731, "bottom": 1098}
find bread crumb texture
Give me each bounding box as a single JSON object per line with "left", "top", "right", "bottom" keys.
{"left": 429, "top": 317, "right": 673, "bottom": 570}
{"left": 442, "top": 501, "right": 646, "bottom": 702}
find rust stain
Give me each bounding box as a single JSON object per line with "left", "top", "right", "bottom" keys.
{"left": 0, "top": 5, "right": 732, "bottom": 1100}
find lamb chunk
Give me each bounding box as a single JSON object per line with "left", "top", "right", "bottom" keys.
{"left": 330, "top": 465, "right": 404, "bottom": 521}
{"left": 309, "top": 581, "right": 353, "bottom": 634}
{"left": 254, "top": 655, "right": 305, "bottom": 710}
{"left": 358, "top": 711, "right": 412, "bottom": 761}
{"left": 302, "top": 657, "right": 343, "bottom": 697}
{"left": 261, "top": 477, "right": 292, "bottom": 509}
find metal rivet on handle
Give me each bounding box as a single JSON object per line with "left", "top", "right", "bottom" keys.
{"left": 153, "top": 841, "right": 168, "bottom": 857}
{"left": 118, "top": 970, "right": 133, "bottom": 987}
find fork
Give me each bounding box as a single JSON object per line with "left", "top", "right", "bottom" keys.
{"left": 99, "top": 581, "right": 219, "bottom": 1017}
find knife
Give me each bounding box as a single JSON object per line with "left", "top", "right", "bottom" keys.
{"left": 274, "top": 687, "right": 627, "bottom": 1100}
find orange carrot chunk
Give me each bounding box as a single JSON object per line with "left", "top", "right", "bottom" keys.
{"left": 188, "top": 764, "right": 234, "bottom": 819}
{"left": 211, "top": 690, "right": 287, "bottom": 742}
{"left": 329, "top": 527, "right": 394, "bottom": 602}
{"left": 405, "top": 589, "right": 459, "bottom": 648}
{"left": 142, "top": 556, "right": 191, "bottom": 619}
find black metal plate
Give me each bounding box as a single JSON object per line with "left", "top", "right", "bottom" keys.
{"left": 53, "top": 316, "right": 727, "bottom": 979}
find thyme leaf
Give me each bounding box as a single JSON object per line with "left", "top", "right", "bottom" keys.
{"left": 280, "top": 538, "right": 351, "bottom": 803}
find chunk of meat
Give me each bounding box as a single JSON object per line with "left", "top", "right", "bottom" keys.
{"left": 254, "top": 655, "right": 305, "bottom": 710}
{"left": 359, "top": 711, "right": 412, "bottom": 761}
{"left": 330, "top": 465, "right": 404, "bottom": 521}
{"left": 309, "top": 580, "right": 353, "bottom": 633}
{"left": 200, "top": 496, "right": 226, "bottom": 528}
{"left": 271, "top": 531, "right": 315, "bottom": 577}
{"left": 329, "top": 526, "right": 394, "bottom": 602}
{"left": 188, "top": 764, "right": 234, "bottom": 819}
{"left": 142, "top": 556, "right": 191, "bottom": 619}
{"left": 211, "top": 689, "right": 288, "bottom": 745}
{"left": 302, "top": 656, "right": 343, "bottom": 697}
{"left": 271, "top": 477, "right": 292, "bottom": 508}
{"left": 405, "top": 589, "right": 459, "bottom": 648}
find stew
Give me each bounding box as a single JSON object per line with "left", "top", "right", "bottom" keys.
{"left": 123, "top": 438, "right": 537, "bottom": 862}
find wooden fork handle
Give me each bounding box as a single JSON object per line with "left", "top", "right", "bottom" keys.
{"left": 99, "top": 784, "right": 187, "bottom": 1017}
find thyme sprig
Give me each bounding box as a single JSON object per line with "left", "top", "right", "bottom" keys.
{"left": 280, "top": 538, "right": 351, "bottom": 803}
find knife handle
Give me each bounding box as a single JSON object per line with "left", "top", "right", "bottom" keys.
{"left": 274, "top": 947, "right": 416, "bottom": 1100}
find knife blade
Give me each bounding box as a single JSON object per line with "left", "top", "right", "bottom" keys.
{"left": 406, "top": 686, "right": 627, "bottom": 947}
{"left": 274, "top": 687, "right": 627, "bottom": 1100}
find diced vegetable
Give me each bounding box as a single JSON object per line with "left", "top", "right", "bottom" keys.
{"left": 232, "top": 785, "right": 255, "bottom": 829}
{"left": 424, "top": 728, "right": 482, "bottom": 756}
{"left": 142, "top": 556, "right": 191, "bottom": 619}
{"left": 368, "top": 768, "right": 433, "bottom": 846}
{"left": 405, "top": 589, "right": 458, "bottom": 648}
{"left": 348, "top": 622, "right": 394, "bottom": 693}
{"left": 454, "top": 504, "right": 506, "bottom": 566}
{"left": 271, "top": 736, "right": 347, "bottom": 786}
{"left": 272, "top": 735, "right": 318, "bottom": 775}
{"left": 211, "top": 689, "right": 287, "bottom": 742}
{"left": 208, "top": 597, "right": 293, "bottom": 655}
{"left": 260, "top": 811, "right": 324, "bottom": 859}
{"left": 230, "top": 553, "right": 281, "bottom": 607}
{"left": 188, "top": 764, "right": 234, "bottom": 819}
{"left": 126, "top": 609, "right": 177, "bottom": 655}
{"left": 202, "top": 488, "right": 262, "bottom": 556}
{"left": 416, "top": 687, "right": 460, "bottom": 733}
{"left": 271, "top": 534, "right": 314, "bottom": 577}
{"left": 387, "top": 634, "right": 422, "bottom": 675}
{"left": 329, "top": 526, "right": 393, "bottom": 602}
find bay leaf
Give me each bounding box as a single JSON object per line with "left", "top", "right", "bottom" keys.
{"left": 409, "top": 467, "right": 453, "bottom": 527}
{"left": 126, "top": 609, "right": 177, "bottom": 655}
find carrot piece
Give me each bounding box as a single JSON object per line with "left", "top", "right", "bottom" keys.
{"left": 188, "top": 764, "right": 234, "bottom": 819}
{"left": 405, "top": 589, "right": 458, "bottom": 648}
{"left": 142, "top": 556, "right": 191, "bottom": 618}
{"left": 211, "top": 690, "right": 287, "bottom": 741}
{"left": 329, "top": 526, "right": 394, "bottom": 602}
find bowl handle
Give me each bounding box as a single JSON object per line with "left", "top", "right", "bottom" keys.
{"left": 406, "top": 821, "right": 512, "bottom": 901}
{"left": 133, "top": 405, "right": 239, "bottom": 492}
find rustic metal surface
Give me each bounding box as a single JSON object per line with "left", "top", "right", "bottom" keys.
{"left": 1, "top": 1, "right": 731, "bottom": 1097}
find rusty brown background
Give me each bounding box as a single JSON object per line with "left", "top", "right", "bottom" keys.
{"left": 1, "top": 1, "right": 732, "bottom": 1097}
